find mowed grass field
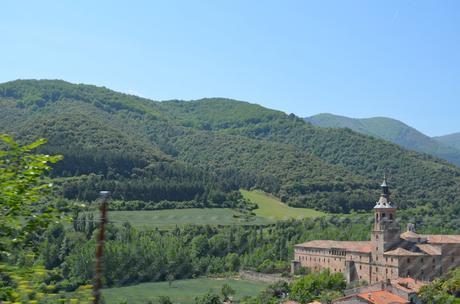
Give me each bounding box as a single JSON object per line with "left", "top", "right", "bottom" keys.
{"left": 240, "top": 189, "right": 325, "bottom": 220}
{"left": 102, "top": 277, "right": 269, "bottom": 304}
{"left": 106, "top": 208, "right": 273, "bottom": 229}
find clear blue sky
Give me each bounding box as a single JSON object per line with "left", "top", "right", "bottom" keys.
{"left": 1, "top": 1, "right": 459, "bottom": 136}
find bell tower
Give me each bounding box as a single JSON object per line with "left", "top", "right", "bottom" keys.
{"left": 371, "top": 175, "right": 400, "bottom": 256}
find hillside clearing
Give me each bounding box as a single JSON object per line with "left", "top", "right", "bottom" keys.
{"left": 102, "top": 277, "right": 269, "bottom": 304}
{"left": 241, "top": 189, "right": 325, "bottom": 220}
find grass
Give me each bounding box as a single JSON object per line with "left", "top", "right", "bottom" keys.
{"left": 240, "top": 189, "right": 325, "bottom": 220}
{"left": 106, "top": 208, "right": 273, "bottom": 229}
{"left": 102, "top": 190, "right": 324, "bottom": 230}
{"left": 102, "top": 277, "right": 269, "bottom": 304}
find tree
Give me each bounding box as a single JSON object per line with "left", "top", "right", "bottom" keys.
{"left": 290, "top": 270, "right": 346, "bottom": 304}
{"left": 0, "top": 135, "right": 92, "bottom": 302}
{"left": 263, "top": 280, "right": 290, "bottom": 298}
{"left": 167, "top": 273, "right": 175, "bottom": 288}
{"left": 221, "top": 283, "right": 236, "bottom": 301}
{"left": 419, "top": 267, "right": 460, "bottom": 304}
{"left": 0, "top": 134, "right": 62, "bottom": 255}
{"left": 195, "top": 291, "right": 221, "bottom": 304}
{"left": 159, "top": 295, "right": 173, "bottom": 304}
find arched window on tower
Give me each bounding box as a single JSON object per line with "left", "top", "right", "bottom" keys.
{"left": 390, "top": 214, "right": 393, "bottom": 220}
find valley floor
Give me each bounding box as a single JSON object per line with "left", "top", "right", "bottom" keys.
{"left": 106, "top": 208, "right": 272, "bottom": 229}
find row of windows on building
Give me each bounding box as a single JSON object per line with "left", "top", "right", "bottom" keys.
{"left": 295, "top": 248, "right": 349, "bottom": 256}
{"left": 298, "top": 255, "right": 349, "bottom": 264}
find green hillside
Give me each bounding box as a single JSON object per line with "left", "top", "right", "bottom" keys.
{"left": 305, "top": 113, "right": 460, "bottom": 167}
{"left": 434, "top": 132, "right": 460, "bottom": 151}
{"left": 1, "top": 80, "right": 460, "bottom": 217}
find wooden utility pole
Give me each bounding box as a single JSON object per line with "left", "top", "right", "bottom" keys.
{"left": 93, "top": 191, "right": 110, "bottom": 304}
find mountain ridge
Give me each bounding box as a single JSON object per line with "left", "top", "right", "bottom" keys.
{"left": 1, "top": 80, "right": 459, "bottom": 220}
{"left": 434, "top": 132, "right": 460, "bottom": 151}
{"left": 305, "top": 113, "right": 460, "bottom": 167}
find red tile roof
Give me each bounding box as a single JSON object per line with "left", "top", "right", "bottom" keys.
{"left": 357, "top": 290, "right": 409, "bottom": 304}
{"left": 296, "top": 240, "right": 372, "bottom": 253}
{"left": 416, "top": 244, "right": 441, "bottom": 255}
{"left": 384, "top": 247, "right": 424, "bottom": 256}
{"left": 334, "top": 290, "right": 409, "bottom": 304}
{"left": 400, "top": 230, "right": 421, "bottom": 240}
{"left": 422, "top": 234, "right": 460, "bottom": 244}
{"left": 391, "top": 277, "right": 427, "bottom": 293}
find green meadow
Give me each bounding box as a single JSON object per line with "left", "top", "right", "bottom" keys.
{"left": 104, "top": 190, "right": 324, "bottom": 230}
{"left": 102, "top": 277, "right": 269, "bottom": 304}
{"left": 240, "top": 189, "right": 325, "bottom": 220}
{"left": 106, "top": 208, "right": 272, "bottom": 229}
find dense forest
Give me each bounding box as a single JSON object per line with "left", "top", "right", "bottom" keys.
{"left": 1, "top": 81, "right": 460, "bottom": 303}
{"left": 1, "top": 80, "right": 460, "bottom": 216}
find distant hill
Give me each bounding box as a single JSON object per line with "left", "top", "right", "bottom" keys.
{"left": 1, "top": 80, "right": 460, "bottom": 219}
{"left": 433, "top": 132, "right": 460, "bottom": 151}
{"left": 305, "top": 113, "right": 460, "bottom": 167}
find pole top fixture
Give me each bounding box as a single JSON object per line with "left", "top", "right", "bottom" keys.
{"left": 99, "top": 191, "right": 110, "bottom": 198}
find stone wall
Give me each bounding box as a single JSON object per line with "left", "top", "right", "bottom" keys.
{"left": 239, "top": 270, "right": 290, "bottom": 284}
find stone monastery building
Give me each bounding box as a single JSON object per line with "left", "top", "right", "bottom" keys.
{"left": 293, "top": 177, "right": 460, "bottom": 284}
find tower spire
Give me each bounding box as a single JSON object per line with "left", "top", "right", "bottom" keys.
{"left": 374, "top": 173, "right": 393, "bottom": 209}
{"left": 381, "top": 173, "right": 389, "bottom": 199}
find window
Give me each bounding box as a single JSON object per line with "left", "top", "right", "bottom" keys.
{"left": 407, "top": 258, "right": 410, "bottom": 263}
{"left": 390, "top": 214, "right": 393, "bottom": 220}
{"left": 360, "top": 265, "right": 362, "bottom": 270}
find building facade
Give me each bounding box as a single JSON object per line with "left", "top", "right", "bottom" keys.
{"left": 293, "top": 177, "right": 460, "bottom": 284}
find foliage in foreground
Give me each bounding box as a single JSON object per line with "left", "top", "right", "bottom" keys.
{"left": 289, "top": 270, "right": 346, "bottom": 304}
{"left": 0, "top": 134, "right": 62, "bottom": 256}
{"left": 418, "top": 267, "right": 460, "bottom": 304}
{"left": 0, "top": 135, "right": 91, "bottom": 302}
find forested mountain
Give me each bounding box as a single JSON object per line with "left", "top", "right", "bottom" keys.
{"left": 305, "top": 113, "right": 460, "bottom": 167}
{"left": 434, "top": 132, "right": 460, "bottom": 151}
{"left": 1, "top": 80, "right": 460, "bottom": 216}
